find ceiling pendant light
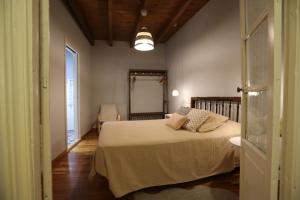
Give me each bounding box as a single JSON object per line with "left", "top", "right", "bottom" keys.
{"left": 134, "top": 26, "right": 154, "bottom": 51}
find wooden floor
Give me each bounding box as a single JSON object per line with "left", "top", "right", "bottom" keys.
{"left": 52, "top": 130, "right": 239, "bottom": 200}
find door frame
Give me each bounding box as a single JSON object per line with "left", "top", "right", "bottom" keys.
{"left": 64, "top": 43, "right": 81, "bottom": 150}
{"left": 280, "top": 0, "right": 300, "bottom": 199}
{"left": 40, "top": 0, "right": 53, "bottom": 199}
{"left": 0, "top": 0, "right": 53, "bottom": 199}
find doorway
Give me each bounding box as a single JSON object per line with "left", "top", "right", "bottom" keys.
{"left": 65, "top": 45, "right": 79, "bottom": 149}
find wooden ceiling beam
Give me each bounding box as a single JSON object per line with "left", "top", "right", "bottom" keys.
{"left": 64, "top": 0, "right": 95, "bottom": 45}
{"left": 130, "top": 0, "right": 149, "bottom": 48}
{"left": 155, "top": 0, "right": 193, "bottom": 43}
{"left": 135, "top": 0, "right": 143, "bottom": 5}
{"left": 107, "top": 0, "right": 113, "bottom": 46}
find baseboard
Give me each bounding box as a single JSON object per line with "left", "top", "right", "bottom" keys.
{"left": 82, "top": 128, "right": 97, "bottom": 139}
{"left": 52, "top": 128, "right": 96, "bottom": 166}
{"left": 67, "top": 139, "right": 82, "bottom": 152}
{"left": 68, "top": 128, "right": 94, "bottom": 150}
{"left": 90, "top": 127, "right": 97, "bottom": 132}
{"left": 52, "top": 150, "right": 67, "bottom": 167}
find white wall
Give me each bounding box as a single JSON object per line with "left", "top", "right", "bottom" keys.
{"left": 50, "top": 0, "right": 93, "bottom": 159}
{"left": 91, "top": 41, "right": 166, "bottom": 120}
{"left": 131, "top": 76, "right": 164, "bottom": 113}
{"left": 166, "top": 0, "right": 241, "bottom": 112}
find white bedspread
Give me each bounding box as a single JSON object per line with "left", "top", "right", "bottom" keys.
{"left": 91, "top": 119, "right": 240, "bottom": 197}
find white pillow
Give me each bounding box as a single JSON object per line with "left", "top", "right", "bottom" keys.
{"left": 183, "top": 109, "right": 209, "bottom": 132}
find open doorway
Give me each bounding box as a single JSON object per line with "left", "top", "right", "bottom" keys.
{"left": 65, "top": 45, "right": 79, "bottom": 149}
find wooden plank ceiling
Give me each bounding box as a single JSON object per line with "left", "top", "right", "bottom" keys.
{"left": 63, "top": 0, "right": 210, "bottom": 46}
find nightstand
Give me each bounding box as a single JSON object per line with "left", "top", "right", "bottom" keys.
{"left": 229, "top": 136, "right": 241, "bottom": 147}
{"left": 164, "top": 113, "right": 172, "bottom": 119}
{"left": 229, "top": 136, "right": 241, "bottom": 184}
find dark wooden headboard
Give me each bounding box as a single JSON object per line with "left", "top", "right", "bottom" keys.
{"left": 191, "top": 97, "right": 241, "bottom": 122}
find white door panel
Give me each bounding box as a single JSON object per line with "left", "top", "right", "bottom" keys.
{"left": 240, "top": 0, "right": 282, "bottom": 199}
{"left": 242, "top": 140, "right": 267, "bottom": 200}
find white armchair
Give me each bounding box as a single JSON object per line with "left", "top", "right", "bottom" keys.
{"left": 98, "top": 104, "right": 120, "bottom": 131}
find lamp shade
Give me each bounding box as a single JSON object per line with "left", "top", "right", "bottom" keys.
{"left": 134, "top": 27, "right": 154, "bottom": 51}
{"left": 172, "top": 90, "right": 179, "bottom": 97}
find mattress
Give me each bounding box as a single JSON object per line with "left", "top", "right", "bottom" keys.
{"left": 90, "top": 119, "right": 241, "bottom": 197}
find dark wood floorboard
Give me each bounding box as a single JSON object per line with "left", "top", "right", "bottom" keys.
{"left": 52, "top": 130, "right": 239, "bottom": 200}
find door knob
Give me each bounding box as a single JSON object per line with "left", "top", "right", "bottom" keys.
{"left": 237, "top": 87, "right": 244, "bottom": 93}
{"left": 237, "top": 86, "right": 268, "bottom": 94}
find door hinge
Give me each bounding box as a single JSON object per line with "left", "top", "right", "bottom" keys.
{"left": 41, "top": 77, "right": 48, "bottom": 89}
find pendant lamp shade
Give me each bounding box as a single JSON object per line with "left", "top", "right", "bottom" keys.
{"left": 134, "top": 27, "right": 154, "bottom": 51}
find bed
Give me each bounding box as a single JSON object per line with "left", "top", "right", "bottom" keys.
{"left": 90, "top": 97, "right": 241, "bottom": 197}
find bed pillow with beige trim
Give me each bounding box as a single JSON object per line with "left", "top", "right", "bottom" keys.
{"left": 166, "top": 113, "right": 188, "bottom": 130}
{"left": 183, "top": 109, "right": 209, "bottom": 132}
{"left": 198, "top": 112, "right": 229, "bottom": 133}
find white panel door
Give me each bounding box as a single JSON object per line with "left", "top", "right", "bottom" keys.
{"left": 240, "top": 0, "right": 282, "bottom": 199}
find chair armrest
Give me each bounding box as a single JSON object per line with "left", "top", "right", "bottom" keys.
{"left": 98, "top": 113, "right": 102, "bottom": 122}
